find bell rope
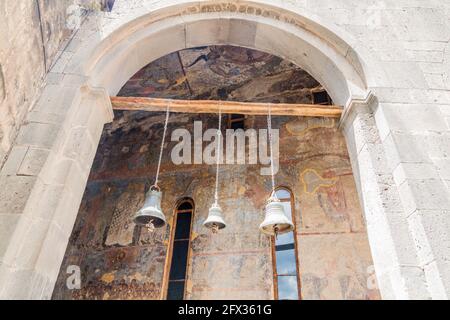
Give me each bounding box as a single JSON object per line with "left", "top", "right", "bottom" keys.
{"left": 267, "top": 103, "right": 276, "bottom": 198}
{"left": 214, "top": 103, "right": 222, "bottom": 205}
{"left": 154, "top": 102, "right": 171, "bottom": 189}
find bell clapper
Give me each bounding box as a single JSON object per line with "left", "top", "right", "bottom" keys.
{"left": 274, "top": 224, "right": 279, "bottom": 239}
{"left": 146, "top": 219, "right": 155, "bottom": 233}
{"left": 211, "top": 224, "right": 219, "bottom": 234}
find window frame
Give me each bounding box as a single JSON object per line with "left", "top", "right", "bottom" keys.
{"left": 162, "top": 198, "right": 195, "bottom": 300}
{"left": 270, "top": 186, "right": 302, "bottom": 300}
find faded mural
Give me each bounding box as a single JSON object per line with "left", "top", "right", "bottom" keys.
{"left": 53, "top": 46, "right": 380, "bottom": 300}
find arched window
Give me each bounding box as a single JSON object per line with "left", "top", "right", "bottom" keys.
{"left": 272, "top": 187, "right": 301, "bottom": 300}
{"left": 165, "top": 199, "right": 194, "bottom": 300}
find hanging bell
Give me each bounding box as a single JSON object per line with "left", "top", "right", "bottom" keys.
{"left": 203, "top": 202, "right": 226, "bottom": 232}
{"left": 259, "top": 195, "right": 294, "bottom": 236}
{"left": 134, "top": 186, "right": 166, "bottom": 229}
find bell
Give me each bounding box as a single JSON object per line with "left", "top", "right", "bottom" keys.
{"left": 259, "top": 195, "right": 294, "bottom": 236}
{"left": 133, "top": 186, "right": 166, "bottom": 229}
{"left": 203, "top": 202, "right": 226, "bottom": 232}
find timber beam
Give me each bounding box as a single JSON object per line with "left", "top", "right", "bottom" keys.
{"left": 110, "top": 96, "right": 343, "bottom": 118}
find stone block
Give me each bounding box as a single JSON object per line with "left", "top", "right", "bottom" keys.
{"left": 0, "top": 146, "right": 28, "bottom": 176}
{"left": 85, "top": 101, "right": 111, "bottom": 141}
{"left": 438, "top": 105, "right": 450, "bottom": 116}
{"left": 50, "top": 51, "right": 73, "bottom": 74}
{"left": 45, "top": 72, "right": 64, "bottom": 85}
{"left": 380, "top": 103, "right": 448, "bottom": 133}
{"left": 24, "top": 180, "right": 63, "bottom": 222}
{"left": 18, "top": 148, "right": 50, "bottom": 177}
{"left": 432, "top": 158, "right": 450, "bottom": 180}
{"left": 399, "top": 179, "right": 450, "bottom": 215}
{"left": 35, "top": 223, "right": 71, "bottom": 282}
{"left": 229, "top": 18, "right": 258, "bottom": 47}
{"left": 410, "top": 210, "right": 450, "bottom": 263}
{"left": 424, "top": 73, "right": 447, "bottom": 90}
{"left": 33, "top": 85, "right": 78, "bottom": 117}
{"left": 425, "top": 134, "right": 450, "bottom": 158}
{"left": 26, "top": 111, "right": 65, "bottom": 125}
{"left": 407, "top": 210, "right": 435, "bottom": 266}
{"left": 185, "top": 18, "right": 230, "bottom": 47}
{"left": 424, "top": 260, "right": 449, "bottom": 299}
{"left": 0, "top": 175, "right": 36, "bottom": 214}
{"left": 16, "top": 122, "right": 60, "bottom": 149}
{"left": 0, "top": 214, "right": 51, "bottom": 271}
{"left": 52, "top": 189, "right": 80, "bottom": 236}
{"left": 358, "top": 142, "right": 392, "bottom": 175}
{"left": 379, "top": 61, "right": 428, "bottom": 89}
{"left": 62, "top": 127, "right": 95, "bottom": 172}
{"left": 0, "top": 267, "right": 49, "bottom": 300}
{"left": 383, "top": 208, "right": 423, "bottom": 268}
{"left": 398, "top": 265, "right": 430, "bottom": 300}
{"left": 393, "top": 163, "right": 440, "bottom": 186}
{"left": 383, "top": 132, "right": 430, "bottom": 168}
{"left": 0, "top": 214, "right": 20, "bottom": 259}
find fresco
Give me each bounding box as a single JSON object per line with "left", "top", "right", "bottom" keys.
{"left": 52, "top": 46, "right": 379, "bottom": 300}
{"left": 117, "top": 45, "right": 320, "bottom": 103}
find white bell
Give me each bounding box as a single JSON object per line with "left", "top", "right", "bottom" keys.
{"left": 203, "top": 202, "right": 226, "bottom": 232}
{"left": 134, "top": 186, "right": 166, "bottom": 229}
{"left": 259, "top": 195, "right": 294, "bottom": 236}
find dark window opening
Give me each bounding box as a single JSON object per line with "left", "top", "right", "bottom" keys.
{"left": 228, "top": 114, "right": 246, "bottom": 130}
{"left": 272, "top": 188, "right": 301, "bottom": 300}
{"left": 167, "top": 200, "right": 194, "bottom": 300}
{"left": 312, "top": 89, "right": 332, "bottom": 105}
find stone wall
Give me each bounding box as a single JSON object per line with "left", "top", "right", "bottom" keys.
{"left": 0, "top": 0, "right": 104, "bottom": 166}
{"left": 52, "top": 111, "right": 379, "bottom": 300}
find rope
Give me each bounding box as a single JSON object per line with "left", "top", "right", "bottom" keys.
{"left": 214, "top": 104, "right": 222, "bottom": 204}
{"left": 267, "top": 103, "right": 276, "bottom": 196}
{"left": 154, "top": 102, "right": 171, "bottom": 188}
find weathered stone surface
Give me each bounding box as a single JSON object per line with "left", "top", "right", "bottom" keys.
{"left": 0, "top": 175, "right": 36, "bottom": 214}
{"left": 18, "top": 148, "right": 50, "bottom": 176}
{"left": 0, "top": 0, "right": 102, "bottom": 166}
{"left": 0, "top": 214, "right": 20, "bottom": 259}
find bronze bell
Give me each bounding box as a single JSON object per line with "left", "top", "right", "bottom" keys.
{"left": 203, "top": 202, "right": 226, "bottom": 233}
{"left": 259, "top": 195, "right": 294, "bottom": 236}
{"left": 134, "top": 186, "right": 166, "bottom": 229}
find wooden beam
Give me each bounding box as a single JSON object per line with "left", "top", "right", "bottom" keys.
{"left": 110, "top": 96, "right": 343, "bottom": 118}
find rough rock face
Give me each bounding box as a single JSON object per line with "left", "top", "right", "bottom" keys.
{"left": 53, "top": 46, "right": 379, "bottom": 300}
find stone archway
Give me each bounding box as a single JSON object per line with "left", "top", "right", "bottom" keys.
{"left": 0, "top": 1, "right": 436, "bottom": 300}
